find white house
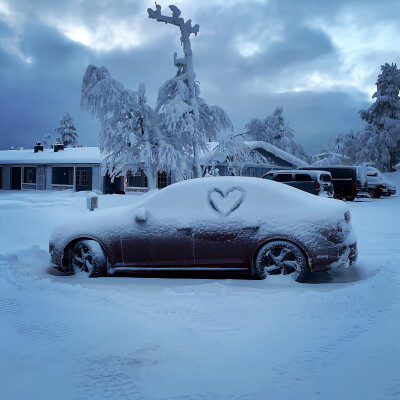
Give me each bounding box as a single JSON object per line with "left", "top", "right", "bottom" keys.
{"left": 0, "top": 146, "right": 104, "bottom": 192}
{"left": 0, "top": 141, "right": 308, "bottom": 193}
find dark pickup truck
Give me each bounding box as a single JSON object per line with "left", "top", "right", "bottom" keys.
{"left": 299, "top": 166, "right": 368, "bottom": 201}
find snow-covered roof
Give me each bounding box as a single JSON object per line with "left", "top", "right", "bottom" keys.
{"left": 0, "top": 147, "right": 102, "bottom": 165}
{"left": 246, "top": 141, "right": 309, "bottom": 168}
{"left": 200, "top": 141, "right": 308, "bottom": 168}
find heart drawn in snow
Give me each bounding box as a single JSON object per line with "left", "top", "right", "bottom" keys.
{"left": 207, "top": 186, "right": 246, "bottom": 216}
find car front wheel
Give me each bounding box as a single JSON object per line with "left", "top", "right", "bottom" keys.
{"left": 255, "top": 240, "right": 309, "bottom": 282}
{"left": 71, "top": 239, "right": 107, "bottom": 278}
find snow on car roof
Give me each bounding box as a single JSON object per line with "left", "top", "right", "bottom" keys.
{"left": 140, "top": 176, "right": 346, "bottom": 218}
{"left": 0, "top": 147, "right": 102, "bottom": 165}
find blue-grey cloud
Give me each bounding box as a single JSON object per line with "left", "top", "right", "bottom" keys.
{"left": 0, "top": 0, "right": 399, "bottom": 154}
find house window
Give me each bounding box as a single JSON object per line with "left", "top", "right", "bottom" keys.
{"left": 23, "top": 167, "right": 37, "bottom": 184}
{"left": 127, "top": 169, "right": 148, "bottom": 187}
{"left": 52, "top": 167, "right": 74, "bottom": 185}
{"left": 76, "top": 170, "right": 88, "bottom": 186}
{"left": 157, "top": 171, "right": 171, "bottom": 189}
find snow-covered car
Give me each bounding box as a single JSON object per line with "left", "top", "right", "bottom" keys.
{"left": 366, "top": 167, "right": 396, "bottom": 196}
{"left": 49, "top": 177, "right": 358, "bottom": 283}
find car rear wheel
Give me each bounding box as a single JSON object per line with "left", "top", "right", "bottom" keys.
{"left": 72, "top": 239, "right": 107, "bottom": 278}
{"left": 254, "top": 240, "right": 309, "bottom": 282}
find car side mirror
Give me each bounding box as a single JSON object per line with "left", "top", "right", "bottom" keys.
{"left": 135, "top": 207, "right": 148, "bottom": 222}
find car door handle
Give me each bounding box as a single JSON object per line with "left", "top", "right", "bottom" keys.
{"left": 177, "top": 227, "right": 193, "bottom": 235}
{"left": 243, "top": 226, "right": 259, "bottom": 232}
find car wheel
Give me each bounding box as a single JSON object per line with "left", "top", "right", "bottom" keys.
{"left": 255, "top": 240, "right": 309, "bottom": 282}
{"left": 368, "top": 189, "right": 376, "bottom": 198}
{"left": 71, "top": 239, "right": 107, "bottom": 277}
{"left": 334, "top": 192, "right": 343, "bottom": 200}
{"left": 345, "top": 196, "right": 355, "bottom": 201}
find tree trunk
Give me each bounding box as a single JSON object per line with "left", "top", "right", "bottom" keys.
{"left": 192, "top": 140, "right": 201, "bottom": 178}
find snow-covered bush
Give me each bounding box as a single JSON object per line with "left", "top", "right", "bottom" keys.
{"left": 42, "top": 134, "right": 54, "bottom": 149}
{"left": 245, "top": 107, "right": 309, "bottom": 162}
{"left": 203, "top": 134, "right": 268, "bottom": 176}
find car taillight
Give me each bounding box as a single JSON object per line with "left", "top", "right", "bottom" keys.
{"left": 353, "top": 182, "right": 357, "bottom": 190}
{"left": 316, "top": 182, "right": 320, "bottom": 190}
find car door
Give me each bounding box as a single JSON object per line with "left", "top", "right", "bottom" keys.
{"left": 192, "top": 186, "right": 259, "bottom": 269}
{"left": 120, "top": 207, "right": 194, "bottom": 268}
{"left": 291, "top": 173, "right": 315, "bottom": 194}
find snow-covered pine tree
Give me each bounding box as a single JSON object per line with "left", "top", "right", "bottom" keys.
{"left": 358, "top": 63, "right": 400, "bottom": 170}
{"left": 42, "top": 134, "right": 54, "bottom": 149}
{"left": 148, "top": 4, "right": 233, "bottom": 178}
{"left": 55, "top": 112, "right": 79, "bottom": 147}
{"left": 81, "top": 65, "right": 188, "bottom": 189}
{"left": 245, "top": 107, "right": 309, "bottom": 162}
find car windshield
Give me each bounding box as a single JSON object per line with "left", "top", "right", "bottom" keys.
{"left": 263, "top": 173, "right": 274, "bottom": 180}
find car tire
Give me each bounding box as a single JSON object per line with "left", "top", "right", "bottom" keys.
{"left": 71, "top": 239, "right": 107, "bottom": 278}
{"left": 334, "top": 192, "right": 343, "bottom": 200}
{"left": 254, "top": 240, "right": 309, "bottom": 283}
{"left": 368, "top": 189, "right": 376, "bottom": 198}
{"left": 345, "top": 196, "right": 355, "bottom": 201}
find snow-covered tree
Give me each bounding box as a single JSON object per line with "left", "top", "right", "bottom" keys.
{"left": 42, "top": 134, "right": 54, "bottom": 149}
{"left": 245, "top": 107, "right": 309, "bottom": 162}
{"left": 203, "top": 133, "right": 268, "bottom": 176}
{"left": 81, "top": 65, "right": 188, "bottom": 189}
{"left": 55, "top": 112, "right": 79, "bottom": 147}
{"left": 358, "top": 63, "right": 400, "bottom": 170}
{"left": 148, "top": 4, "right": 233, "bottom": 178}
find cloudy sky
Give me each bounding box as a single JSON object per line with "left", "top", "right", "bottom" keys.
{"left": 1, "top": 0, "right": 399, "bottom": 152}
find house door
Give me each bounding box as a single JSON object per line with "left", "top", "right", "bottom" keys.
{"left": 11, "top": 167, "right": 21, "bottom": 190}
{"left": 75, "top": 167, "right": 92, "bottom": 191}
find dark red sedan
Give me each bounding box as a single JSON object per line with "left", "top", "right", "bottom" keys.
{"left": 49, "top": 177, "right": 357, "bottom": 282}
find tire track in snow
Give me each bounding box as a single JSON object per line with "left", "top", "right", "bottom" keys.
{"left": 263, "top": 271, "right": 400, "bottom": 394}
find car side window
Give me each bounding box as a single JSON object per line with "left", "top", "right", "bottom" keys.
{"left": 294, "top": 174, "right": 312, "bottom": 182}
{"left": 276, "top": 174, "right": 293, "bottom": 182}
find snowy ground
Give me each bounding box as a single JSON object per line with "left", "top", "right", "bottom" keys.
{"left": 1, "top": 173, "right": 400, "bottom": 400}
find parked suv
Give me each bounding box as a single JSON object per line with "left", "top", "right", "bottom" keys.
{"left": 262, "top": 170, "right": 334, "bottom": 197}
{"left": 299, "top": 166, "right": 367, "bottom": 201}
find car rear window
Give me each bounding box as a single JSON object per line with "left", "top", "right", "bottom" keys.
{"left": 276, "top": 174, "right": 293, "bottom": 182}
{"left": 294, "top": 174, "right": 312, "bottom": 182}
{"left": 329, "top": 169, "right": 353, "bottom": 179}
{"left": 320, "top": 174, "right": 331, "bottom": 182}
